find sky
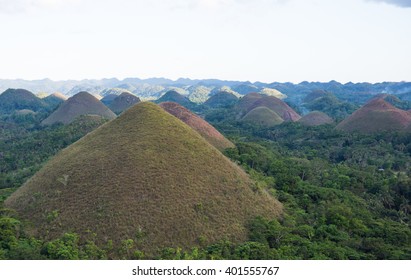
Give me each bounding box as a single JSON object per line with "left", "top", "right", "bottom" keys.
{"left": 0, "top": 0, "right": 410, "bottom": 83}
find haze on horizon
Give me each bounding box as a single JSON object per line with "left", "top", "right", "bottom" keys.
{"left": 0, "top": 0, "right": 410, "bottom": 84}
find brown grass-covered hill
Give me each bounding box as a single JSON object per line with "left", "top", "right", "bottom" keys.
{"left": 5, "top": 102, "right": 282, "bottom": 255}
{"left": 0, "top": 88, "right": 48, "bottom": 114}
{"left": 298, "top": 111, "right": 334, "bottom": 126}
{"left": 100, "top": 94, "right": 118, "bottom": 106}
{"left": 247, "top": 95, "right": 301, "bottom": 122}
{"left": 242, "top": 106, "right": 284, "bottom": 127}
{"left": 236, "top": 92, "right": 264, "bottom": 114}
{"left": 159, "top": 102, "right": 234, "bottom": 150}
{"left": 204, "top": 91, "right": 238, "bottom": 108}
{"left": 41, "top": 91, "right": 116, "bottom": 125}
{"left": 336, "top": 98, "right": 411, "bottom": 133}
{"left": 156, "top": 90, "right": 194, "bottom": 108}
{"left": 109, "top": 92, "right": 141, "bottom": 114}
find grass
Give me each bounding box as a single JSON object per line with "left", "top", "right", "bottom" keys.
{"left": 160, "top": 102, "right": 234, "bottom": 150}
{"left": 5, "top": 102, "right": 282, "bottom": 256}
{"left": 336, "top": 99, "right": 411, "bottom": 133}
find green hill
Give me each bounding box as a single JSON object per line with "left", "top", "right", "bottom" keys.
{"left": 156, "top": 90, "right": 194, "bottom": 108}
{"left": 108, "top": 92, "right": 141, "bottom": 114}
{"left": 247, "top": 95, "right": 301, "bottom": 122}
{"left": 0, "top": 88, "right": 48, "bottom": 114}
{"left": 41, "top": 92, "right": 116, "bottom": 125}
{"left": 242, "top": 106, "right": 284, "bottom": 127}
{"left": 5, "top": 102, "right": 281, "bottom": 255}
{"left": 159, "top": 102, "right": 234, "bottom": 150}
{"left": 204, "top": 91, "right": 238, "bottom": 108}
{"left": 43, "top": 92, "right": 67, "bottom": 109}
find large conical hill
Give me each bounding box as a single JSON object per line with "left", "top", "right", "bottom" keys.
{"left": 5, "top": 102, "right": 281, "bottom": 255}
{"left": 159, "top": 102, "right": 234, "bottom": 150}
{"left": 336, "top": 98, "right": 411, "bottom": 133}
{"left": 41, "top": 91, "right": 116, "bottom": 125}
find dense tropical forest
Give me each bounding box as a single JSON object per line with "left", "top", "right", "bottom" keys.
{"left": 0, "top": 94, "right": 410, "bottom": 260}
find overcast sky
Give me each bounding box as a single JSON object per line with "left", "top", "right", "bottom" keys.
{"left": 0, "top": 0, "right": 410, "bottom": 83}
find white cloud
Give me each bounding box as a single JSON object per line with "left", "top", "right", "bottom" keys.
{"left": 367, "top": 0, "right": 411, "bottom": 7}
{"left": 0, "top": 0, "right": 82, "bottom": 13}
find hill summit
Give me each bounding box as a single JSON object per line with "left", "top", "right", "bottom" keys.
{"left": 242, "top": 106, "right": 284, "bottom": 127}
{"left": 204, "top": 91, "right": 238, "bottom": 108}
{"left": 246, "top": 95, "right": 301, "bottom": 122}
{"left": 5, "top": 102, "right": 281, "bottom": 255}
{"left": 336, "top": 98, "right": 411, "bottom": 133}
{"left": 108, "top": 92, "right": 141, "bottom": 114}
{"left": 0, "top": 88, "right": 48, "bottom": 114}
{"left": 41, "top": 91, "right": 116, "bottom": 125}
{"left": 159, "top": 102, "right": 234, "bottom": 150}
{"left": 156, "top": 90, "right": 194, "bottom": 108}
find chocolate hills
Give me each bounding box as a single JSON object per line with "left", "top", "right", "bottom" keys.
{"left": 41, "top": 91, "right": 116, "bottom": 125}
{"left": 156, "top": 90, "right": 194, "bottom": 108}
{"left": 336, "top": 99, "right": 411, "bottom": 133}
{"left": 0, "top": 88, "right": 48, "bottom": 114}
{"left": 5, "top": 102, "right": 281, "bottom": 255}
{"left": 242, "top": 106, "right": 284, "bottom": 127}
{"left": 247, "top": 95, "right": 301, "bottom": 122}
{"left": 159, "top": 102, "right": 234, "bottom": 150}
{"left": 235, "top": 92, "right": 264, "bottom": 114}
{"left": 298, "top": 111, "right": 334, "bottom": 126}
{"left": 204, "top": 91, "right": 238, "bottom": 108}
{"left": 108, "top": 92, "right": 141, "bottom": 114}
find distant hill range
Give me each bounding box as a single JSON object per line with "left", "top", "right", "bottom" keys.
{"left": 5, "top": 102, "right": 282, "bottom": 255}
{"left": 1, "top": 79, "right": 410, "bottom": 108}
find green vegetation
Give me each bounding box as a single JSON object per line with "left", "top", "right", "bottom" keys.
{"left": 0, "top": 95, "right": 410, "bottom": 260}
{"left": 4, "top": 102, "right": 281, "bottom": 257}
{"left": 0, "top": 115, "right": 107, "bottom": 189}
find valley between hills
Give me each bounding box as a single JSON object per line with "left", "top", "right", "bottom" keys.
{"left": 0, "top": 79, "right": 410, "bottom": 260}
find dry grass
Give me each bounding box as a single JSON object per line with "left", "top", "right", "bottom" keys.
{"left": 42, "top": 92, "right": 116, "bottom": 125}
{"left": 159, "top": 102, "right": 234, "bottom": 150}
{"left": 5, "top": 102, "right": 282, "bottom": 255}
{"left": 336, "top": 99, "right": 411, "bottom": 133}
